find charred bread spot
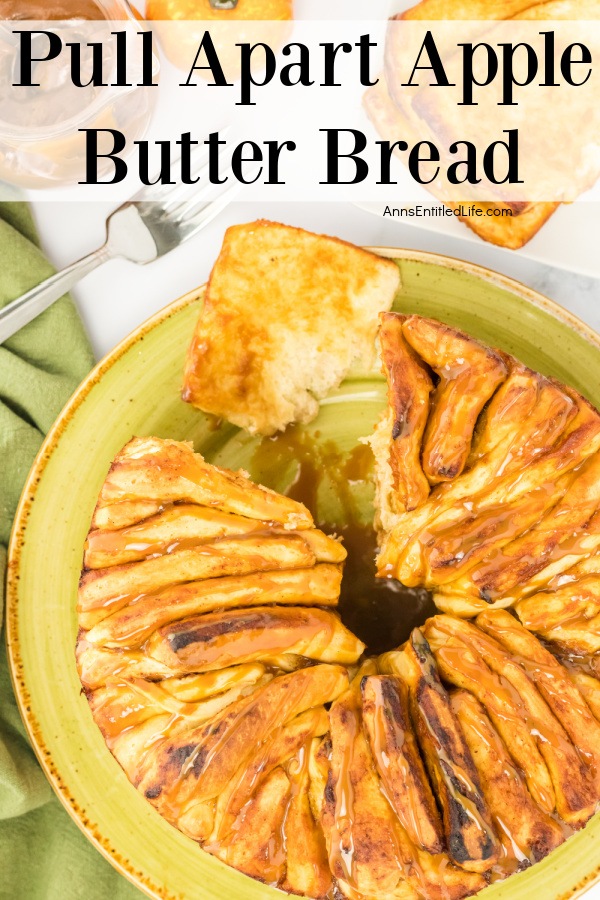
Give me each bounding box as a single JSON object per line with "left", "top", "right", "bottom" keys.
{"left": 144, "top": 785, "right": 162, "bottom": 800}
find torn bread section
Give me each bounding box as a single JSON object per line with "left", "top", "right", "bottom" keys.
{"left": 182, "top": 220, "right": 400, "bottom": 435}
{"left": 371, "top": 313, "right": 600, "bottom": 641}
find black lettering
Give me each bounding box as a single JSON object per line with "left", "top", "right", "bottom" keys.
{"left": 176, "top": 132, "right": 200, "bottom": 184}
{"left": 80, "top": 129, "right": 127, "bottom": 184}
{"left": 265, "top": 140, "right": 296, "bottom": 184}
{"left": 13, "top": 30, "right": 62, "bottom": 86}
{"left": 66, "top": 40, "right": 106, "bottom": 87}
{"left": 141, "top": 30, "right": 156, "bottom": 86}
{"left": 483, "top": 129, "right": 522, "bottom": 184}
{"left": 231, "top": 141, "right": 263, "bottom": 184}
{"left": 357, "top": 33, "right": 378, "bottom": 87}
{"left": 238, "top": 42, "right": 277, "bottom": 105}
{"left": 539, "top": 31, "right": 559, "bottom": 86}
{"left": 459, "top": 42, "right": 498, "bottom": 105}
{"left": 402, "top": 32, "right": 453, "bottom": 87}
{"left": 447, "top": 140, "right": 481, "bottom": 184}
{"left": 408, "top": 141, "right": 440, "bottom": 184}
{"left": 320, "top": 41, "right": 352, "bottom": 86}
{"left": 281, "top": 43, "right": 314, "bottom": 86}
{"left": 561, "top": 42, "right": 592, "bottom": 86}
{"left": 181, "top": 32, "right": 231, "bottom": 87}
{"left": 135, "top": 139, "right": 175, "bottom": 185}
{"left": 498, "top": 42, "right": 538, "bottom": 105}
{"left": 205, "top": 131, "right": 228, "bottom": 184}
{"left": 113, "top": 31, "right": 132, "bottom": 87}
{"left": 377, "top": 140, "right": 408, "bottom": 184}
{"left": 320, "top": 129, "right": 368, "bottom": 184}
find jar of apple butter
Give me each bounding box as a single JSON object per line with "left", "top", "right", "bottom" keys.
{"left": 0, "top": 0, "right": 156, "bottom": 188}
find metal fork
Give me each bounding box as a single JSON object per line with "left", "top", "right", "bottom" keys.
{"left": 0, "top": 146, "right": 241, "bottom": 344}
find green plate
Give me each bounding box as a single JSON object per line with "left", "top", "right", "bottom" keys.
{"left": 7, "top": 248, "right": 600, "bottom": 900}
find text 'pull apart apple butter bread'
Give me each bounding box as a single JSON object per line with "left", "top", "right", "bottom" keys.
{"left": 78, "top": 432, "right": 600, "bottom": 898}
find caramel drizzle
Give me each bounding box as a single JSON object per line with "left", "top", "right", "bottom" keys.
{"left": 329, "top": 698, "right": 359, "bottom": 888}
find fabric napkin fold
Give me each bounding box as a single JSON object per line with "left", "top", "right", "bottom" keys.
{"left": 0, "top": 203, "right": 141, "bottom": 899}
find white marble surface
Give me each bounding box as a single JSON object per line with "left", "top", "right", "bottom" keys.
{"left": 30, "top": 198, "right": 600, "bottom": 899}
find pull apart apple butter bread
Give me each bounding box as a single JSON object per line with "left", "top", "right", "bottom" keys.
{"left": 78, "top": 426, "right": 600, "bottom": 898}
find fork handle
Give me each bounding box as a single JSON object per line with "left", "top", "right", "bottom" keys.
{"left": 0, "top": 244, "right": 112, "bottom": 345}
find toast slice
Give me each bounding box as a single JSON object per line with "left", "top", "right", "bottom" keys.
{"left": 182, "top": 221, "right": 400, "bottom": 434}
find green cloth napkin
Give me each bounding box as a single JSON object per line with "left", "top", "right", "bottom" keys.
{"left": 0, "top": 203, "right": 142, "bottom": 899}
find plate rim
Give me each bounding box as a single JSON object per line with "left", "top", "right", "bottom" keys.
{"left": 6, "top": 246, "right": 600, "bottom": 900}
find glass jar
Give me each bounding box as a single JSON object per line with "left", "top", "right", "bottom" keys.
{"left": 0, "top": 0, "right": 159, "bottom": 189}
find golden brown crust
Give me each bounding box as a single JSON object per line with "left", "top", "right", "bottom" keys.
{"left": 363, "top": 76, "right": 560, "bottom": 250}
{"left": 78, "top": 427, "right": 600, "bottom": 899}
{"left": 425, "top": 616, "right": 598, "bottom": 826}
{"left": 402, "top": 317, "right": 507, "bottom": 484}
{"left": 515, "top": 573, "right": 600, "bottom": 654}
{"left": 208, "top": 766, "right": 291, "bottom": 883}
{"left": 476, "top": 610, "right": 600, "bottom": 793}
{"left": 85, "top": 565, "right": 343, "bottom": 649}
{"left": 145, "top": 605, "right": 365, "bottom": 672}
{"left": 423, "top": 616, "right": 556, "bottom": 812}
{"left": 94, "top": 436, "right": 313, "bottom": 527}
{"left": 210, "top": 707, "right": 329, "bottom": 844}
{"left": 134, "top": 664, "right": 350, "bottom": 822}
{"left": 451, "top": 690, "right": 565, "bottom": 867}
{"left": 77, "top": 437, "right": 359, "bottom": 878}
{"left": 373, "top": 0, "right": 599, "bottom": 249}
{"left": 327, "top": 682, "right": 405, "bottom": 896}
{"left": 182, "top": 221, "right": 400, "bottom": 435}
{"left": 379, "top": 312, "right": 433, "bottom": 511}
{"left": 361, "top": 673, "right": 443, "bottom": 854}
{"left": 401, "top": 631, "right": 500, "bottom": 873}
{"left": 282, "top": 739, "right": 333, "bottom": 898}
{"left": 373, "top": 314, "right": 600, "bottom": 644}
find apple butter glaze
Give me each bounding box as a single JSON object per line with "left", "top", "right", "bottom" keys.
{"left": 0, "top": 0, "right": 107, "bottom": 18}
{"left": 251, "top": 427, "right": 437, "bottom": 656}
{"left": 77, "top": 420, "right": 600, "bottom": 900}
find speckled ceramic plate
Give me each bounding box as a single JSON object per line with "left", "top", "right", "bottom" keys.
{"left": 7, "top": 248, "right": 600, "bottom": 900}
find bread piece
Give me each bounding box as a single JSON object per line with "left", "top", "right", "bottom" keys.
{"left": 425, "top": 616, "right": 598, "bottom": 827}
{"left": 145, "top": 605, "right": 365, "bottom": 672}
{"left": 477, "top": 609, "right": 600, "bottom": 792}
{"left": 423, "top": 616, "right": 556, "bottom": 813}
{"left": 397, "top": 630, "right": 500, "bottom": 873}
{"left": 327, "top": 669, "right": 486, "bottom": 900}
{"left": 361, "top": 674, "right": 444, "bottom": 853}
{"left": 375, "top": 312, "right": 433, "bottom": 517}
{"left": 79, "top": 431, "right": 600, "bottom": 896}
{"left": 371, "top": 316, "right": 600, "bottom": 638}
{"left": 402, "top": 316, "right": 507, "bottom": 483}
{"left": 182, "top": 221, "right": 400, "bottom": 434}
{"left": 210, "top": 706, "right": 329, "bottom": 843}
{"left": 282, "top": 737, "right": 333, "bottom": 898}
{"left": 92, "top": 435, "right": 312, "bottom": 529}
{"left": 451, "top": 690, "right": 564, "bottom": 867}
{"left": 516, "top": 571, "right": 600, "bottom": 654}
